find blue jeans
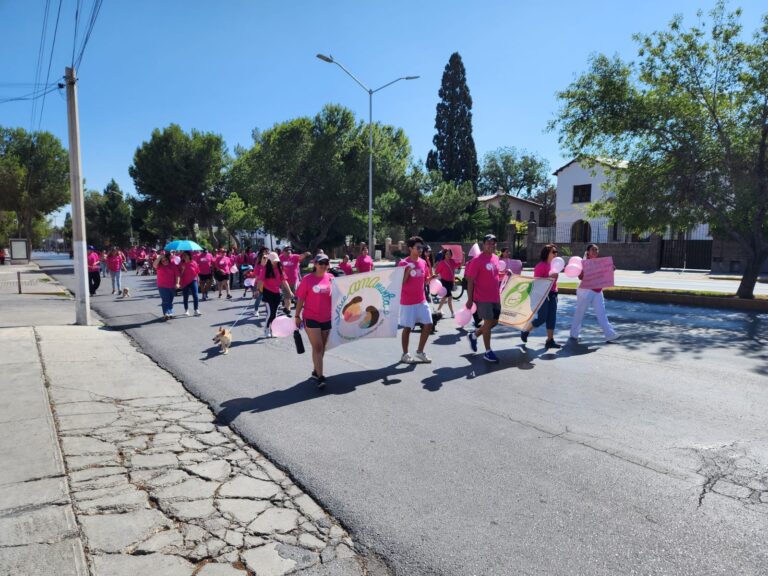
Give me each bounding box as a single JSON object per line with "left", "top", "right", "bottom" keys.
{"left": 110, "top": 270, "right": 122, "bottom": 292}
{"left": 158, "top": 287, "right": 175, "bottom": 316}
{"left": 182, "top": 280, "right": 199, "bottom": 312}
{"left": 532, "top": 292, "right": 558, "bottom": 331}
{"left": 253, "top": 291, "right": 263, "bottom": 312}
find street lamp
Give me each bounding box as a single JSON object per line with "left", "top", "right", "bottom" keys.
{"left": 316, "top": 53, "right": 418, "bottom": 253}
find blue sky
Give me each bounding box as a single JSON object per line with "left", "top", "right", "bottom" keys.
{"left": 2, "top": 0, "right": 766, "bottom": 226}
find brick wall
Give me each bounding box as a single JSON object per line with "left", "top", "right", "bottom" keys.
{"left": 526, "top": 224, "right": 662, "bottom": 269}
{"left": 711, "top": 239, "right": 768, "bottom": 274}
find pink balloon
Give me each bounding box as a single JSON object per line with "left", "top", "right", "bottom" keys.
{"left": 564, "top": 256, "right": 583, "bottom": 278}
{"left": 468, "top": 243, "right": 481, "bottom": 258}
{"left": 497, "top": 260, "right": 507, "bottom": 272}
{"left": 454, "top": 307, "right": 472, "bottom": 327}
{"left": 172, "top": 256, "right": 181, "bottom": 265}
{"left": 437, "top": 285, "right": 448, "bottom": 297}
{"left": 429, "top": 278, "right": 442, "bottom": 295}
{"left": 271, "top": 315, "right": 295, "bottom": 338}
{"left": 550, "top": 256, "right": 565, "bottom": 274}
{"left": 471, "top": 303, "right": 477, "bottom": 313}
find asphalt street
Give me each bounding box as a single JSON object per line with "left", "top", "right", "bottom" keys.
{"left": 38, "top": 255, "right": 768, "bottom": 576}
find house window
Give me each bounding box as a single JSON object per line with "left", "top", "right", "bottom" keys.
{"left": 530, "top": 211, "right": 535, "bottom": 222}
{"left": 516, "top": 210, "right": 522, "bottom": 221}
{"left": 573, "top": 184, "right": 592, "bottom": 203}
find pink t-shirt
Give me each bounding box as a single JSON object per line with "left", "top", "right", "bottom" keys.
{"left": 280, "top": 254, "right": 303, "bottom": 284}
{"left": 534, "top": 261, "right": 558, "bottom": 293}
{"left": 106, "top": 254, "right": 124, "bottom": 272}
{"left": 355, "top": 255, "right": 373, "bottom": 273}
{"left": 436, "top": 259, "right": 456, "bottom": 281}
{"left": 156, "top": 263, "right": 178, "bottom": 289}
{"left": 465, "top": 252, "right": 501, "bottom": 303}
{"left": 295, "top": 272, "right": 333, "bottom": 323}
{"left": 398, "top": 257, "right": 428, "bottom": 305}
{"left": 87, "top": 252, "right": 101, "bottom": 272}
{"left": 128, "top": 247, "right": 137, "bottom": 259}
{"left": 259, "top": 264, "right": 284, "bottom": 294}
{"left": 214, "top": 255, "right": 231, "bottom": 275}
{"left": 339, "top": 262, "right": 354, "bottom": 276}
{"left": 195, "top": 253, "right": 213, "bottom": 275}
{"left": 179, "top": 260, "right": 199, "bottom": 287}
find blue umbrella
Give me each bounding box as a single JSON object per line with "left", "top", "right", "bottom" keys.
{"left": 164, "top": 239, "right": 203, "bottom": 252}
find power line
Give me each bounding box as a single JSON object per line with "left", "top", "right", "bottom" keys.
{"left": 71, "top": 0, "right": 83, "bottom": 67}
{"left": 30, "top": 0, "right": 52, "bottom": 131}
{"left": 74, "top": 0, "right": 104, "bottom": 70}
{"left": 37, "top": 0, "right": 64, "bottom": 132}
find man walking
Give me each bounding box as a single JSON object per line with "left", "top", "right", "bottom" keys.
{"left": 465, "top": 234, "right": 502, "bottom": 363}
{"left": 398, "top": 236, "right": 434, "bottom": 364}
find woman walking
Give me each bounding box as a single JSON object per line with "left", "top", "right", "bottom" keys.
{"left": 257, "top": 252, "right": 292, "bottom": 338}
{"left": 570, "top": 244, "right": 618, "bottom": 342}
{"left": 294, "top": 254, "right": 334, "bottom": 388}
{"left": 179, "top": 251, "right": 202, "bottom": 317}
{"left": 106, "top": 247, "right": 127, "bottom": 295}
{"left": 338, "top": 254, "right": 354, "bottom": 276}
{"left": 252, "top": 248, "right": 268, "bottom": 317}
{"left": 154, "top": 252, "right": 179, "bottom": 321}
{"left": 520, "top": 244, "right": 562, "bottom": 349}
{"left": 435, "top": 248, "right": 457, "bottom": 317}
{"left": 213, "top": 249, "right": 232, "bottom": 299}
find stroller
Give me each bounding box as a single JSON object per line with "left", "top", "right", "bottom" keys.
{"left": 139, "top": 260, "right": 153, "bottom": 276}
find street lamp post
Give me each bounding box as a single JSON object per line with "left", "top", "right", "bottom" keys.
{"left": 316, "top": 54, "right": 418, "bottom": 253}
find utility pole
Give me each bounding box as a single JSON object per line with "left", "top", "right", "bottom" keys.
{"left": 65, "top": 66, "right": 91, "bottom": 325}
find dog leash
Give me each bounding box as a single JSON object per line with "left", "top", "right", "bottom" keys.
{"left": 229, "top": 298, "right": 254, "bottom": 330}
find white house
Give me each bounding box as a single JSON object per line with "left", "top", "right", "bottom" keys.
{"left": 548, "top": 158, "right": 709, "bottom": 244}
{"left": 477, "top": 192, "right": 541, "bottom": 224}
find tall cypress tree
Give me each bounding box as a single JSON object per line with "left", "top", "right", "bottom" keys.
{"left": 426, "top": 52, "right": 479, "bottom": 192}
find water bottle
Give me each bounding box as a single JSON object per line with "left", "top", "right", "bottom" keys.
{"left": 293, "top": 327, "right": 305, "bottom": 354}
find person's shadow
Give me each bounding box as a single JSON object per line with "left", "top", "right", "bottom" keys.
{"left": 214, "top": 363, "right": 417, "bottom": 424}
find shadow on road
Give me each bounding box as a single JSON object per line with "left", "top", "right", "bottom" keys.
{"left": 215, "top": 363, "right": 417, "bottom": 423}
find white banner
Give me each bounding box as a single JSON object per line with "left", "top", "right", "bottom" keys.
{"left": 498, "top": 275, "right": 554, "bottom": 328}
{"left": 327, "top": 268, "right": 405, "bottom": 350}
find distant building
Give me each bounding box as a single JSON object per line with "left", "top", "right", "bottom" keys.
{"left": 477, "top": 192, "right": 541, "bottom": 223}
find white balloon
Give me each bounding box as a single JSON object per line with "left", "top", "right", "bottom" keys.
{"left": 497, "top": 260, "right": 507, "bottom": 272}
{"left": 468, "top": 243, "right": 481, "bottom": 258}
{"left": 550, "top": 256, "right": 565, "bottom": 274}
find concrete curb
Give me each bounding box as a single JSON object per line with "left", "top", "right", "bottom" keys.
{"left": 557, "top": 287, "right": 768, "bottom": 312}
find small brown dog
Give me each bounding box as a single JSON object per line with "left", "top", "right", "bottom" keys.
{"left": 212, "top": 327, "right": 232, "bottom": 355}
{"left": 121, "top": 287, "right": 130, "bottom": 298}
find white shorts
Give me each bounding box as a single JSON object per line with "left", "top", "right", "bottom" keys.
{"left": 399, "top": 301, "right": 432, "bottom": 329}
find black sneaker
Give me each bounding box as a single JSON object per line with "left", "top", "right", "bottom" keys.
{"left": 317, "top": 375, "right": 326, "bottom": 390}
{"left": 520, "top": 331, "right": 529, "bottom": 343}
{"left": 545, "top": 339, "right": 562, "bottom": 349}
{"left": 311, "top": 370, "right": 319, "bottom": 381}
{"left": 226, "top": 294, "right": 232, "bottom": 300}
{"left": 284, "top": 310, "right": 292, "bottom": 317}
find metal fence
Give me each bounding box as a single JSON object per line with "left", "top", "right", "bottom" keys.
{"left": 536, "top": 220, "right": 711, "bottom": 244}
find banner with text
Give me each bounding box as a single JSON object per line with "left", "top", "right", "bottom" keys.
{"left": 498, "top": 275, "right": 554, "bottom": 328}
{"left": 327, "top": 267, "right": 405, "bottom": 350}
{"left": 580, "top": 256, "right": 615, "bottom": 290}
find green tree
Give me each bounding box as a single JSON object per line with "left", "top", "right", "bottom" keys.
{"left": 426, "top": 52, "right": 480, "bottom": 191}
{"left": 98, "top": 179, "right": 132, "bottom": 246}
{"left": 488, "top": 196, "right": 513, "bottom": 239}
{"left": 0, "top": 127, "right": 69, "bottom": 242}
{"left": 230, "top": 105, "right": 411, "bottom": 251}
{"left": 84, "top": 188, "right": 106, "bottom": 247}
{"left": 216, "top": 192, "right": 260, "bottom": 247}
{"left": 550, "top": 3, "right": 768, "bottom": 298}
{"left": 129, "top": 124, "right": 229, "bottom": 241}
{"left": 62, "top": 212, "right": 72, "bottom": 249}
{"left": 479, "top": 147, "right": 551, "bottom": 197}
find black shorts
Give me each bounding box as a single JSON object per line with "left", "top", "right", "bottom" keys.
{"left": 305, "top": 319, "right": 332, "bottom": 331}
{"left": 476, "top": 301, "right": 501, "bottom": 321}
{"left": 440, "top": 278, "right": 454, "bottom": 292}
{"left": 213, "top": 270, "right": 228, "bottom": 282}
{"left": 199, "top": 273, "right": 212, "bottom": 282}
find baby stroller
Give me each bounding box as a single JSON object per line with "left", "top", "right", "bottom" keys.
{"left": 139, "top": 260, "right": 153, "bottom": 276}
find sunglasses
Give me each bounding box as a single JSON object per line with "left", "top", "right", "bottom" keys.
{"left": 316, "top": 261, "right": 329, "bottom": 266}
{"left": 552, "top": 250, "right": 558, "bottom": 254}
{"left": 415, "top": 245, "right": 424, "bottom": 250}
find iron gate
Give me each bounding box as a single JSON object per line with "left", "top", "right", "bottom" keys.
{"left": 660, "top": 239, "right": 713, "bottom": 269}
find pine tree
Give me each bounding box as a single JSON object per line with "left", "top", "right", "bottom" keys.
{"left": 427, "top": 52, "right": 479, "bottom": 192}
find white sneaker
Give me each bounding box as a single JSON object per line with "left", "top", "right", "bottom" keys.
{"left": 413, "top": 351, "right": 432, "bottom": 363}
{"left": 400, "top": 352, "right": 414, "bottom": 364}
{"left": 606, "top": 333, "right": 620, "bottom": 342}
{"left": 195, "top": 310, "right": 202, "bottom": 316}
{"left": 184, "top": 310, "right": 190, "bottom": 316}
{"left": 264, "top": 327, "right": 272, "bottom": 338}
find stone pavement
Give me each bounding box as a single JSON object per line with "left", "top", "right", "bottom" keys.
{"left": 0, "top": 264, "right": 387, "bottom": 576}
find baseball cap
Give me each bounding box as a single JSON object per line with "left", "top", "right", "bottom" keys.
{"left": 483, "top": 234, "right": 497, "bottom": 243}
{"left": 314, "top": 254, "right": 330, "bottom": 264}
{"left": 267, "top": 251, "right": 280, "bottom": 263}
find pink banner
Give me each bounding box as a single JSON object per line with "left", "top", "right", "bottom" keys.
{"left": 580, "top": 256, "right": 615, "bottom": 290}
{"left": 441, "top": 244, "right": 464, "bottom": 265}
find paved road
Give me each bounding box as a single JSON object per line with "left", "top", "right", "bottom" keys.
{"left": 39, "top": 255, "right": 768, "bottom": 576}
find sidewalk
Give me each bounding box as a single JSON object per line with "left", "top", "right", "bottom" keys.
{"left": 0, "top": 265, "right": 386, "bottom": 576}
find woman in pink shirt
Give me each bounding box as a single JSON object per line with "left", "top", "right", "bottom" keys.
{"left": 87, "top": 246, "right": 101, "bottom": 296}
{"left": 213, "top": 250, "right": 232, "bottom": 299}
{"left": 251, "top": 248, "right": 268, "bottom": 316}
{"left": 435, "top": 249, "right": 457, "bottom": 317}
{"left": 106, "top": 247, "right": 127, "bottom": 295}
{"left": 179, "top": 251, "right": 201, "bottom": 317}
{"left": 338, "top": 254, "right": 354, "bottom": 276}
{"left": 354, "top": 246, "right": 374, "bottom": 273}
{"left": 153, "top": 253, "right": 180, "bottom": 320}
{"left": 257, "top": 252, "right": 292, "bottom": 337}
{"left": 521, "top": 244, "right": 561, "bottom": 349}
{"left": 294, "top": 254, "right": 334, "bottom": 388}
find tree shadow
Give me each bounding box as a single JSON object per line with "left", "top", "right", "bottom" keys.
{"left": 214, "top": 363, "right": 417, "bottom": 423}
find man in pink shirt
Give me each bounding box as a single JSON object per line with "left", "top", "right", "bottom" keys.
{"left": 279, "top": 246, "right": 311, "bottom": 317}
{"left": 87, "top": 246, "right": 101, "bottom": 296}
{"left": 355, "top": 246, "right": 374, "bottom": 273}
{"left": 397, "top": 236, "right": 434, "bottom": 364}
{"left": 465, "top": 234, "right": 502, "bottom": 363}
